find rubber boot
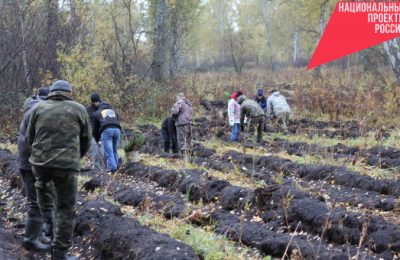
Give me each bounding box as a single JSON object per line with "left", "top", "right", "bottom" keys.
{"left": 22, "top": 219, "right": 51, "bottom": 252}
{"left": 40, "top": 234, "right": 51, "bottom": 244}
{"left": 51, "top": 246, "right": 78, "bottom": 260}
{"left": 43, "top": 214, "right": 54, "bottom": 239}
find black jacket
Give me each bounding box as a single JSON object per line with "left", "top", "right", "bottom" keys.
{"left": 86, "top": 104, "right": 98, "bottom": 127}
{"left": 93, "top": 103, "right": 121, "bottom": 142}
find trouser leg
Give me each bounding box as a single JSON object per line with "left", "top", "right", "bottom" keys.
{"left": 51, "top": 169, "right": 78, "bottom": 258}
{"left": 257, "top": 116, "right": 263, "bottom": 142}
{"left": 20, "top": 169, "right": 42, "bottom": 221}
{"left": 101, "top": 129, "right": 117, "bottom": 171}
{"left": 277, "top": 112, "right": 289, "bottom": 132}
{"left": 112, "top": 128, "right": 120, "bottom": 169}
{"left": 161, "top": 127, "right": 171, "bottom": 152}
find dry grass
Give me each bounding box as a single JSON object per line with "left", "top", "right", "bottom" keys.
{"left": 268, "top": 129, "right": 400, "bottom": 149}
{"left": 121, "top": 205, "right": 258, "bottom": 260}
{"left": 0, "top": 142, "right": 18, "bottom": 154}
{"left": 273, "top": 151, "right": 398, "bottom": 180}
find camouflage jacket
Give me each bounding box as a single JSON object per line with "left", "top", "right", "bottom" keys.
{"left": 26, "top": 91, "right": 92, "bottom": 171}
{"left": 170, "top": 98, "right": 193, "bottom": 126}
{"left": 240, "top": 99, "right": 265, "bottom": 127}
{"left": 18, "top": 98, "right": 41, "bottom": 171}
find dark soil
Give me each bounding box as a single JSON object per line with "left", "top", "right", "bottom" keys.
{"left": 0, "top": 149, "right": 199, "bottom": 260}
{"left": 76, "top": 198, "right": 198, "bottom": 259}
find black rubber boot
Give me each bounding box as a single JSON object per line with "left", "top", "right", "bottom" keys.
{"left": 43, "top": 215, "right": 54, "bottom": 239}
{"left": 40, "top": 234, "right": 51, "bottom": 244}
{"left": 22, "top": 219, "right": 51, "bottom": 252}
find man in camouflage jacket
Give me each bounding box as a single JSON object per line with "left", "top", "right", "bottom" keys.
{"left": 26, "top": 80, "right": 91, "bottom": 260}
{"left": 238, "top": 95, "right": 265, "bottom": 143}
{"left": 170, "top": 93, "right": 193, "bottom": 154}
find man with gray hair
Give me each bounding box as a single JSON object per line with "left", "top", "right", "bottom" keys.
{"left": 27, "top": 80, "right": 91, "bottom": 260}
{"left": 170, "top": 93, "right": 193, "bottom": 157}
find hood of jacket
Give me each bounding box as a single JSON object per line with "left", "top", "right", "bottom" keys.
{"left": 272, "top": 91, "right": 281, "bottom": 97}
{"left": 99, "top": 102, "right": 113, "bottom": 110}
{"left": 24, "top": 98, "right": 41, "bottom": 112}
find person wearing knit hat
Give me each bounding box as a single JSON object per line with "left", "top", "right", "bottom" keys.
{"left": 23, "top": 86, "right": 50, "bottom": 111}
{"left": 49, "top": 80, "right": 72, "bottom": 92}
{"left": 254, "top": 89, "right": 267, "bottom": 112}
{"left": 254, "top": 88, "right": 268, "bottom": 132}
{"left": 228, "top": 92, "right": 240, "bottom": 141}
{"left": 86, "top": 92, "right": 105, "bottom": 172}
{"left": 26, "top": 79, "right": 91, "bottom": 260}
{"left": 18, "top": 86, "right": 52, "bottom": 252}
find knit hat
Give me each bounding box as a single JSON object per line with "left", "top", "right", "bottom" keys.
{"left": 90, "top": 92, "right": 101, "bottom": 103}
{"left": 257, "top": 89, "right": 263, "bottom": 96}
{"left": 50, "top": 80, "right": 72, "bottom": 92}
{"left": 37, "top": 87, "right": 49, "bottom": 99}
{"left": 238, "top": 95, "right": 247, "bottom": 104}
{"left": 230, "top": 92, "right": 238, "bottom": 99}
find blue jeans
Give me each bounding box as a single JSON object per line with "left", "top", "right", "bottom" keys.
{"left": 101, "top": 128, "right": 121, "bottom": 171}
{"left": 230, "top": 123, "right": 240, "bottom": 141}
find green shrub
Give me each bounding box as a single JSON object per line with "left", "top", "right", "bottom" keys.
{"left": 124, "top": 134, "right": 145, "bottom": 152}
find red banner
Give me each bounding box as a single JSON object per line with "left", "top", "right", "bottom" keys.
{"left": 308, "top": 2, "right": 400, "bottom": 69}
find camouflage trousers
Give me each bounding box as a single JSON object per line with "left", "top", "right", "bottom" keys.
{"left": 19, "top": 169, "right": 53, "bottom": 222}
{"left": 32, "top": 165, "right": 77, "bottom": 257}
{"left": 177, "top": 124, "right": 193, "bottom": 153}
{"left": 246, "top": 115, "right": 264, "bottom": 143}
{"left": 276, "top": 112, "right": 290, "bottom": 132}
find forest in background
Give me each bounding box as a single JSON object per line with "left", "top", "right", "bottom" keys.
{"left": 2, "top": 0, "right": 400, "bottom": 132}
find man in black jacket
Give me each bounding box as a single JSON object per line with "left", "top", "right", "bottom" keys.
{"left": 93, "top": 103, "right": 121, "bottom": 173}
{"left": 161, "top": 117, "right": 178, "bottom": 153}
{"left": 86, "top": 93, "right": 105, "bottom": 171}
{"left": 86, "top": 93, "right": 101, "bottom": 126}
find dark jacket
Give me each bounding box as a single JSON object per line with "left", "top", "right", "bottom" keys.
{"left": 254, "top": 96, "right": 267, "bottom": 111}
{"left": 161, "top": 117, "right": 178, "bottom": 153}
{"left": 26, "top": 91, "right": 92, "bottom": 171}
{"left": 86, "top": 104, "right": 99, "bottom": 127}
{"left": 18, "top": 98, "right": 41, "bottom": 171}
{"left": 93, "top": 103, "right": 121, "bottom": 142}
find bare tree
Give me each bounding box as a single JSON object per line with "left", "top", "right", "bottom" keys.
{"left": 151, "top": 0, "right": 169, "bottom": 83}
{"left": 383, "top": 39, "right": 400, "bottom": 82}
{"left": 45, "top": 0, "right": 60, "bottom": 78}
{"left": 227, "top": 31, "right": 247, "bottom": 74}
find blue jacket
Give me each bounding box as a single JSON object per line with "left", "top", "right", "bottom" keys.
{"left": 254, "top": 96, "right": 267, "bottom": 112}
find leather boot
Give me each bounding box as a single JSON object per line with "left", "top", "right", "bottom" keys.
{"left": 22, "top": 219, "right": 50, "bottom": 252}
